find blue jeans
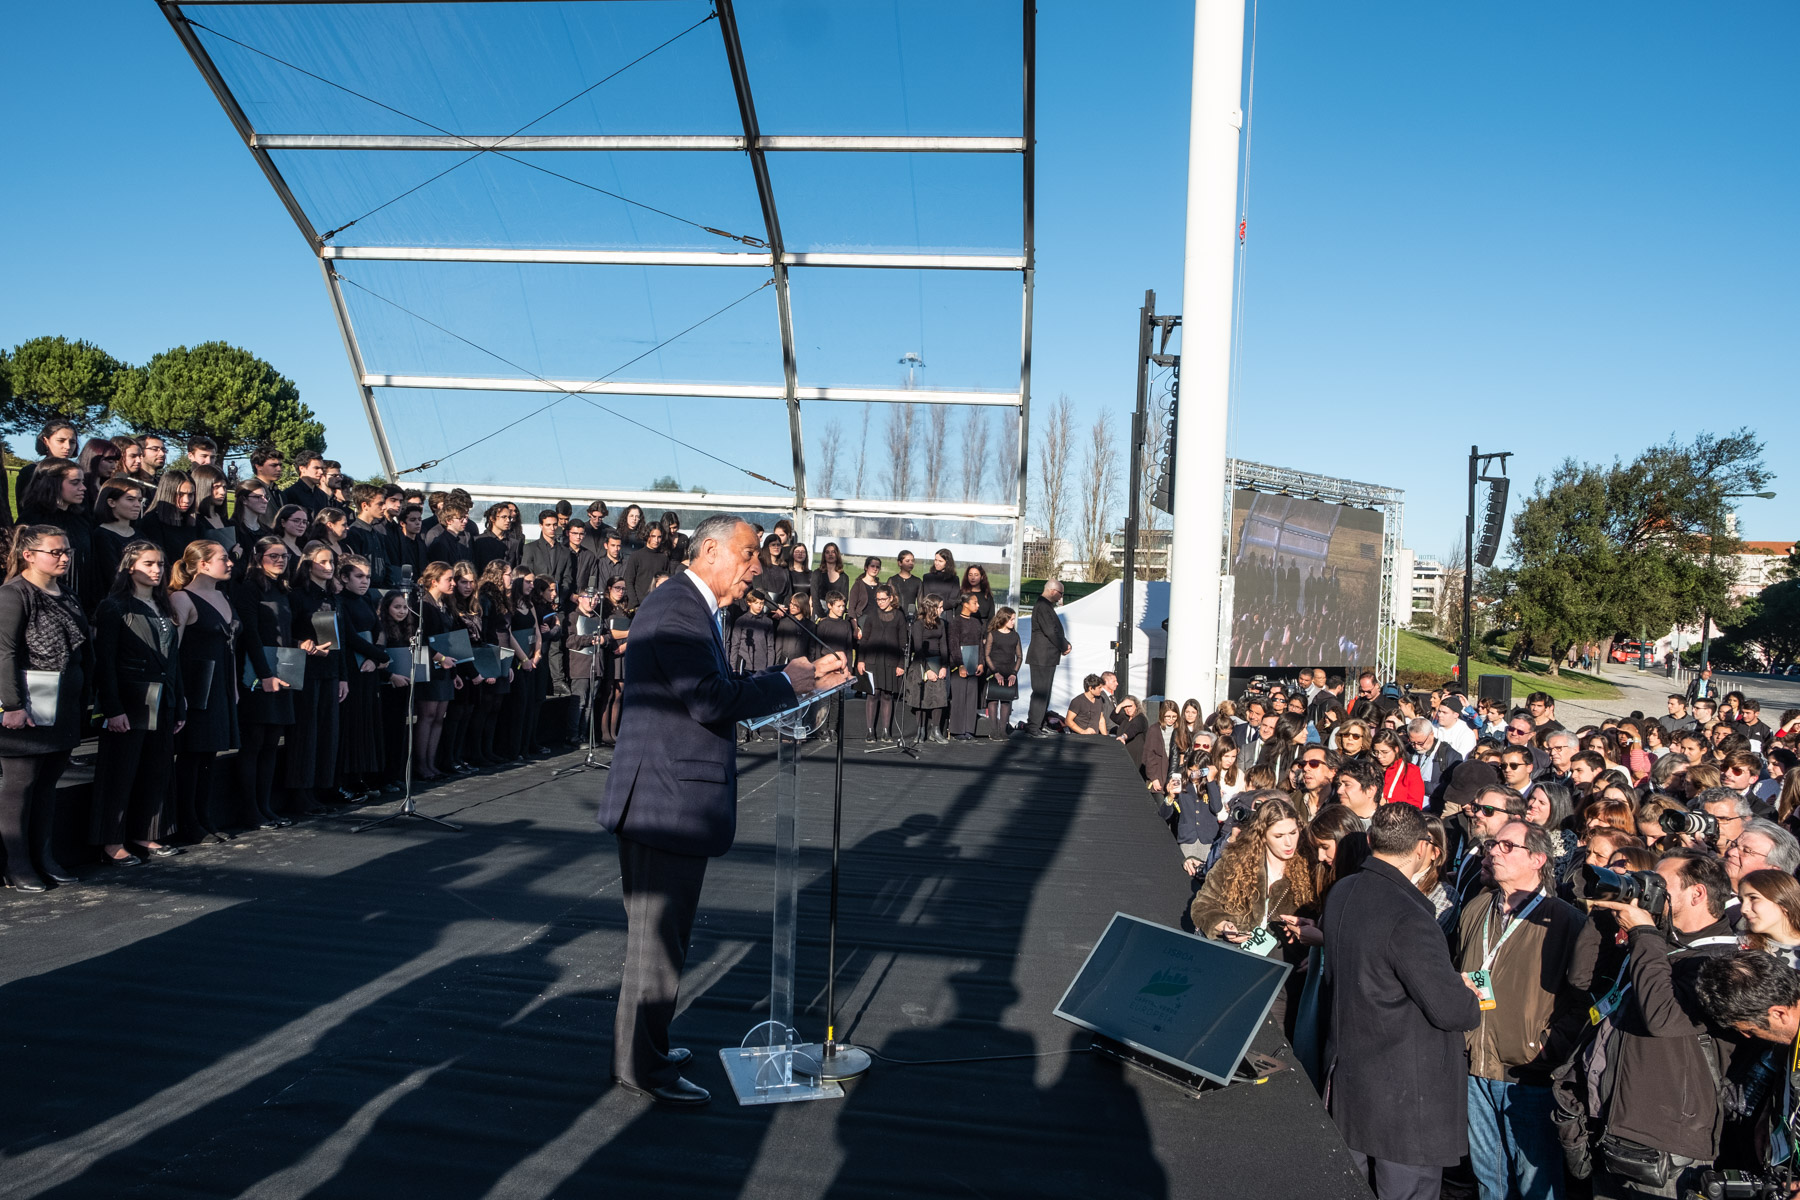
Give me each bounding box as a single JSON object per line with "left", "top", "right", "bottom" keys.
{"left": 1467, "top": 1075, "right": 1564, "bottom": 1200}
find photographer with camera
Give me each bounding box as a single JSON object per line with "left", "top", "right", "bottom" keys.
{"left": 1576, "top": 850, "right": 1750, "bottom": 1198}
{"left": 1694, "top": 951, "right": 1800, "bottom": 1199}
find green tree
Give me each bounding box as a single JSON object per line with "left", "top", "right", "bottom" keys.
{"left": 1718, "top": 581, "right": 1800, "bottom": 669}
{"left": 112, "top": 341, "right": 325, "bottom": 463}
{"left": 2, "top": 336, "right": 128, "bottom": 435}
{"left": 648, "top": 475, "right": 681, "bottom": 491}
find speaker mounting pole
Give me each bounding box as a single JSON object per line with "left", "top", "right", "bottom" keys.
{"left": 1460, "top": 446, "right": 1512, "bottom": 690}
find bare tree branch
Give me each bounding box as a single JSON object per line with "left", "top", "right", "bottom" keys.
{"left": 1078, "top": 410, "right": 1120, "bottom": 582}
{"left": 815, "top": 418, "right": 843, "bottom": 499}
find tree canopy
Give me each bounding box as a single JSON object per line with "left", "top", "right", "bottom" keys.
{"left": 1, "top": 336, "right": 129, "bottom": 435}
{"left": 1492, "top": 430, "right": 1768, "bottom": 674}
{"left": 111, "top": 341, "right": 325, "bottom": 462}
{"left": 1718, "top": 580, "right": 1800, "bottom": 669}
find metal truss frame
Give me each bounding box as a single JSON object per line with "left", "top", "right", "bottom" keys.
{"left": 1226, "top": 457, "right": 1406, "bottom": 688}
{"left": 158, "top": 0, "right": 1036, "bottom": 604}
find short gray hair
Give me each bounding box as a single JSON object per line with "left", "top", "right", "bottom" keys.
{"left": 1696, "top": 786, "right": 1753, "bottom": 819}
{"left": 1547, "top": 730, "right": 1579, "bottom": 751}
{"left": 1043, "top": 579, "right": 1064, "bottom": 597}
{"left": 1741, "top": 818, "right": 1800, "bottom": 873}
{"left": 1407, "top": 717, "right": 1434, "bottom": 738}
{"left": 686, "top": 514, "right": 748, "bottom": 563}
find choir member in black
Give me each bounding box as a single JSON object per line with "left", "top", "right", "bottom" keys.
{"left": 232, "top": 480, "right": 278, "bottom": 576}
{"left": 439, "top": 563, "right": 482, "bottom": 773}
{"left": 660, "top": 511, "right": 689, "bottom": 562}
{"left": 813, "top": 541, "right": 850, "bottom": 603}
{"left": 335, "top": 555, "right": 390, "bottom": 799}
{"left": 501, "top": 502, "right": 528, "bottom": 565}
{"left": 622, "top": 523, "right": 671, "bottom": 610}
{"left": 857, "top": 583, "right": 907, "bottom": 744}
{"left": 138, "top": 470, "right": 201, "bottom": 571}
{"left": 425, "top": 501, "right": 474, "bottom": 565}
{"left": 19, "top": 459, "right": 94, "bottom": 614}
{"left": 945, "top": 591, "right": 987, "bottom": 741}
{"left": 960, "top": 564, "right": 996, "bottom": 624}
{"left": 13, "top": 419, "right": 80, "bottom": 514}
{"left": 91, "top": 479, "right": 146, "bottom": 593}
{"left": 286, "top": 545, "right": 345, "bottom": 811}
{"left": 983, "top": 606, "right": 1022, "bottom": 738}
{"left": 302, "top": 507, "right": 349, "bottom": 558}
{"left": 595, "top": 530, "right": 629, "bottom": 596}
{"left": 772, "top": 592, "right": 816, "bottom": 666}
{"left": 273, "top": 503, "right": 309, "bottom": 573}
{"left": 392, "top": 505, "right": 428, "bottom": 582}
{"left": 749, "top": 534, "right": 787, "bottom": 608}
{"left": 522, "top": 509, "right": 573, "bottom": 597}
{"left": 567, "top": 522, "right": 604, "bottom": 595}
{"left": 345, "top": 484, "right": 394, "bottom": 587}
{"left": 600, "top": 576, "right": 632, "bottom": 744}
{"left": 921, "top": 548, "right": 961, "bottom": 615}
{"left": 169, "top": 540, "right": 241, "bottom": 841}
{"left": 0, "top": 526, "right": 92, "bottom": 892}
{"left": 786, "top": 543, "right": 814, "bottom": 606}
{"left": 282, "top": 450, "right": 333, "bottom": 518}
{"left": 377, "top": 589, "right": 418, "bottom": 789}
{"left": 889, "top": 549, "right": 923, "bottom": 619}
{"left": 729, "top": 590, "right": 777, "bottom": 675}
{"left": 473, "top": 503, "right": 520, "bottom": 572}
{"left": 617, "top": 503, "right": 649, "bottom": 552}
{"left": 232, "top": 537, "right": 297, "bottom": 829}
{"left": 905, "top": 594, "right": 950, "bottom": 744}
{"left": 412, "top": 563, "right": 462, "bottom": 782}
{"left": 78, "top": 436, "right": 123, "bottom": 499}
{"left": 816, "top": 591, "right": 857, "bottom": 664}
{"left": 471, "top": 562, "right": 520, "bottom": 764}
{"left": 566, "top": 587, "right": 605, "bottom": 745}
{"left": 113, "top": 435, "right": 147, "bottom": 482}
{"left": 772, "top": 517, "right": 797, "bottom": 548}
{"left": 508, "top": 574, "right": 551, "bottom": 756}
{"left": 92, "top": 540, "right": 187, "bottom": 863}
{"left": 191, "top": 465, "right": 232, "bottom": 539}
{"left": 585, "top": 499, "right": 612, "bottom": 544}
{"left": 848, "top": 556, "right": 882, "bottom": 620}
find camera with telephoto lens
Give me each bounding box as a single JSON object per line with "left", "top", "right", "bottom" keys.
{"left": 1687, "top": 1167, "right": 1791, "bottom": 1199}
{"left": 1580, "top": 864, "right": 1671, "bottom": 924}
{"left": 1660, "top": 808, "right": 1721, "bottom": 845}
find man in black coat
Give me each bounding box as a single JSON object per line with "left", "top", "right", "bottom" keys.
{"left": 281, "top": 451, "right": 333, "bottom": 518}
{"left": 1025, "top": 580, "right": 1070, "bottom": 737}
{"left": 1322, "top": 802, "right": 1482, "bottom": 1199}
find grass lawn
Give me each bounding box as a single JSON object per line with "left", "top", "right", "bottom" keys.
{"left": 1396, "top": 630, "right": 1620, "bottom": 702}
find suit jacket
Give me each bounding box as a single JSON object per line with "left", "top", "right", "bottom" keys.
{"left": 1322, "top": 857, "right": 1481, "bottom": 1167}
{"left": 1025, "top": 597, "right": 1068, "bottom": 668}
{"left": 595, "top": 574, "right": 797, "bottom": 857}
{"left": 1411, "top": 740, "right": 1463, "bottom": 809}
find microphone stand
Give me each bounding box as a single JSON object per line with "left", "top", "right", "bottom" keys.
{"left": 554, "top": 609, "right": 609, "bottom": 777}
{"left": 355, "top": 583, "right": 461, "bottom": 833}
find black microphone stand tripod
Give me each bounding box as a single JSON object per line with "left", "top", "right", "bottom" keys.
{"left": 355, "top": 583, "right": 461, "bottom": 833}
{"left": 554, "top": 610, "right": 609, "bottom": 778}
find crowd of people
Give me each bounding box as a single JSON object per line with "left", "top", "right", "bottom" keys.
{"left": 0, "top": 420, "right": 1037, "bottom": 894}
{"left": 1105, "top": 661, "right": 1800, "bottom": 1199}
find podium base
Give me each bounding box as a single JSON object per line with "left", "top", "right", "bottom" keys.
{"left": 794, "top": 1042, "right": 872, "bottom": 1081}
{"left": 718, "top": 1046, "right": 845, "bottom": 1106}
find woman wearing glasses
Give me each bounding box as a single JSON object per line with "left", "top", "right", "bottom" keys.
{"left": 1369, "top": 727, "right": 1424, "bottom": 808}
{"left": 1333, "top": 718, "right": 1372, "bottom": 761}
{"left": 0, "top": 527, "right": 94, "bottom": 892}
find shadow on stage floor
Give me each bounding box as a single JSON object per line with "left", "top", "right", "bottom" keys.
{"left": 0, "top": 734, "right": 1363, "bottom": 1200}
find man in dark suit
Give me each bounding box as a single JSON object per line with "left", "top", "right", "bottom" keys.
{"left": 1405, "top": 718, "right": 1463, "bottom": 810}
{"left": 1322, "top": 802, "right": 1482, "bottom": 1199}
{"left": 281, "top": 450, "right": 333, "bottom": 518}
{"left": 596, "top": 514, "right": 848, "bottom": 1108}
{"left": 1025, "top": 580, "right": 1071, "bottom": 737}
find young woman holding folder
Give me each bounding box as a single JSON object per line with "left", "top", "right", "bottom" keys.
{"left": 169, "top": 539, "right": 241, "bottom": 842}
{"left": 233, "top": 536, "right": 298, "bottom": 829}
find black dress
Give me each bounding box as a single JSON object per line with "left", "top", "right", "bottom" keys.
{"left": 727, "top": 606, "right": 775, "bottom": 674}
{"left": 816, "top": 615, "right": 856, "bottom": 665}
{"left": 858, "top": 608, "right": 907, "bottom": 695}
{"left": 22, "top": 504, "right": 97, "bottom": 615}
{"left": 233, "top": 580, "right": 295, "bottom": 728}
{"left": 176, "top": 592, "right": 240, "bottom": 753}
{"left": 417, "top": 600, "right": 456, "bottom": 702}
{"left": 771, "top": 613, "right": 813, "bottom": 665}
{"left": 847, "top": 576, "right": 880, "bottom": 620}
{"left": 813, "top": 568, "right": 850, "bottom": 605}
{"left": 986, "top": 628, "right": 1022, "bottom": 678}
{"left": 904, "top": 620, "right": 949, "bottom": 711}
{"left": 622, "top": 547, "right": 671, "bottom": 609}
{"left": 921, "top": 569, "right": 960, "bottom": 613}
{"left": 337, "top": 589, "right": 388, "bottom": 775}
{"left": 91, "top": 524, "right": 141, "bottom": 596}
{"left": 285, "top": 582, "right": 341, "bottom": 790}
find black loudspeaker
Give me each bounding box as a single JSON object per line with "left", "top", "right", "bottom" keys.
{"left": 1150, "top": 366, "right": 1179, "bottom": 514}
{"left": 1477, "top": 674, "right": 1512, "bottom": 711}
{"left": 1148, "top": 657, "right": 1166, "bottom": 699}
{"left": 1475, "top": 477, "right": 1510, "bottom": 568}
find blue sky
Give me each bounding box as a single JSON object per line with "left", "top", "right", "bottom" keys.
{"left": 3, "top": 1, "right": 1794, "bottom": 558}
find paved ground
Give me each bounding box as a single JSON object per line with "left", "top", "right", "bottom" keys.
{"left": 1555, "top": 663, "right": 1800, "bottom": 728}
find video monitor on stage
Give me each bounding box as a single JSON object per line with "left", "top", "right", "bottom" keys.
{"left": 1228, "top": 489, "right": 1384, "bottom": 675}
{"left": 1054, "top": 913, "right": 1290, "bottom": 1087}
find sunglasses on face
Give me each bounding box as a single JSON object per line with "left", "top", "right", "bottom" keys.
{"left": 1485, "top": 838, "right": 1526, "bottom": 855}
{"left": 1301, "top": 758, "right": 1328, "bottom": 769}
{"left": 1473, "top": 804, "right": 1507, "bottom": 817}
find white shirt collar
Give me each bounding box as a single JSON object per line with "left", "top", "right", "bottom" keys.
{"left": 684, "top": 567, "right": 722, "bottom": 614}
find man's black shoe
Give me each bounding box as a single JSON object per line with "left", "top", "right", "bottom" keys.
{"left": 668, "top": 1047, "right": 692, "bottom": 1068}
{"left": 615, "top": 1075, "right": 709, "bottom": 1108}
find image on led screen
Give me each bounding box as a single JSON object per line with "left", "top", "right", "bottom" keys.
{"left": 1053, "top": 913, "right": 1290, "bottom": 1087}
{"left": 1228, "top": 490, "right": 1385, "bottom": 672}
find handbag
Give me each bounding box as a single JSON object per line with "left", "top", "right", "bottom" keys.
{"left": 986, "top": 679, "right": 1019, "bottom": 702}
{"left": 1598, "top": 1134, "right": 1670, "bottom": 1190}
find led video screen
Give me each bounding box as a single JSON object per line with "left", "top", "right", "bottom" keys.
{"left": 1228, "top": 490, "right": 1384, "bottom": 673}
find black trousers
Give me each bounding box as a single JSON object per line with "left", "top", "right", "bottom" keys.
{"left": 93, "top": 722, "right": 176, "bottom": 844}
{"left": 614, "top": 834, "right": 708, "bottom": 1089}
{"left": 1347, "top": 1151, "right": 1442, "bottom": 1200}
{"left": 948, "top": 673, "right": 981, "bottom": 736}
{"left": 1028, "top": 671, "right": 1055, "bottom": 732}
{"left": 0, "top": 750, "right": 72, "bottom": 880}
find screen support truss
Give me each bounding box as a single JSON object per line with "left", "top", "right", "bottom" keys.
{"left": 158, "top": 0, "right": 1037, "bottom": 606}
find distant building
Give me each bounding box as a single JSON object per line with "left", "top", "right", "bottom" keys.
{"left": 1107, "top": 526, "right": 1172, "bottom": 580}
{"left": 1411, "top": 555, "right": 1446, "bottom": 628}
{"left": 1730, "top": 541, "right": 1795, "bottom": 599}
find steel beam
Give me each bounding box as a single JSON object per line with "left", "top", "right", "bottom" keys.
{"left": 410, "top": 481, "right": 1019, "bottom": 524}
{"left": 361, "top": 374, "right": 1020, "bottom": 407}
{"left": 1009, "top": 0, "right": 1037, "bottom": 611}
{"left": 253, "top": 133, "right": 1023, "bottom": 153}
{"left": 322, "top": 261, "right": 398, "bottom": 479}
{"left": 320, "top": 245, "right": 1021, "bottom": 270}
{"left": 716, "top": 0, "right": 804, "bottom": 531}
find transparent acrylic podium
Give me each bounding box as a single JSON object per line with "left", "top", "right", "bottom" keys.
{"left": 718, "top": 680, "right": 856, "bottom": 1106}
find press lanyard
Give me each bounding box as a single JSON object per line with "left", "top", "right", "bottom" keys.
{"left": 1590, "top": 934, "right": 1740, "bottom": 1024}
{"left": 1481, "top": 892, "right": 1543, "bottom": 972}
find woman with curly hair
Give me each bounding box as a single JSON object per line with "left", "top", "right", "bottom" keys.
{"left": 1189, "top": 793, "right": 1315, "bottom": 1034}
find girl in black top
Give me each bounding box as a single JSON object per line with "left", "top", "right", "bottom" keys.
{"left": 301, "top": 507, "right": 349, "bottom": 558}
{"left": 273, "top": 504, "right": 310, "bottom": 580}
{"left": 960, "top": 564, "right": 995, "bottom": 624}
{"left": 91, "top": 479, "right": 146, "bottom": 594}
{"left": 0, "top": 524, "right": 95, "bottom": 892}
{"left": 601, "top": 576, "right": 632, "bottom": 744}
{"left": 945, "top": 592, "right": 987, "bottom": 740}
{"left": 984, "top": 606, "right": 1022, "bottom": 738}
{"left": 169, "top": 539, "right": 241, "bottom": 842}
{"left": 192, "top": 465, "right": 232, "bottom": 536}
{"left": 617, "top": 504, "right": 649, "bottom": 552}
{"left": 728, "top": 591, "right": 776, "bottom": 675}
{"left": 905, "top": 595, "right": 950, "bottom": 744}
{"left": 660, "top": 511, "right": 689, "bottom": 562}
{"left": 857, "top": 583, "right": 908, "bottom": 743}
{"left": 847, "top": 556, "right": 882, "bottom": 620}
{"left": 815, "top": 590, "right": 856, "bottom": 664}
{"left": 439, "top": 563, "right": 482, "bottom": 774}
{"left": 623, "top": 524, "right": 672, "bottom": 610}
{"left": 756, "top": 535, "right": 790, "bottom": 606}
{"left": 232, "top": 481, "right": 279, "bottom": 578}
{"left": 231, "top": 536, "right": 297, "bottom": 829}
{"left": 12, "top": 419, "right": 79, "bottom": 515}
{"left": 19, "top": 458, "right": 95, "bottom": 615}
{"left": 813, "top": 542, "right": 849, "bottom": 604}
{"left": 286, "top": 545, "right": 344, "bottom": 810}
{"left": 78, "top": 437, "right": 122, "bottom": 502}
{"left": 412, "top": 563, "right": 462, "bottom": 782}
{"left": 470, "top": 561, "right": 521, "bottom": 768}
{"left": 335, "top": 555, "right": 390, "bottom": 799}
{"left": 139, "top": 470, "right": 201, "bottom": 569}
{"left": 473, "top": 504, "right": 520, "bottom": 573}
{"left": 377, "top": 589, "right": 418, "bottom": 789}
{"left": 921, "top": 548, "right": 961, "bottom": 614}
{"left": 505, "top": 574, "right": 549, "bottom": 757}
{"left": 92, "top": 540, "right": 187, "bottom": 864}
{"left": 786, "top": 543, "right": 814, "bottom": 604}
{"left": 771, "top": 592, "right": 815, "bottom": 666}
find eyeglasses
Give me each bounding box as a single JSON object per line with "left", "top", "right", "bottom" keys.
{"left": 1508, "top": 726, "right": 1532, "bottom": 736}
{"left": 1473, "top": 804, "right": 1507, "bottom": 817}
{"left": 1301, "top": 758, "right": 1328, "bottom": 769}
{"left": 1503, "top": 759, "right": 1532, "bottom": 771}
{"left": 25, "top": 547, "right": 72, "bottom": 559}
{"left": 1484, "top": 838, "right": 1526, "bottom": 855}
{"left": 1339, "top": 732, "right": 1364, "bottom": 741}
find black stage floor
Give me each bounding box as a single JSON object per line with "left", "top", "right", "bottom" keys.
{"left": 0, "top": 734, "right": 1366, "bottom": 1200}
